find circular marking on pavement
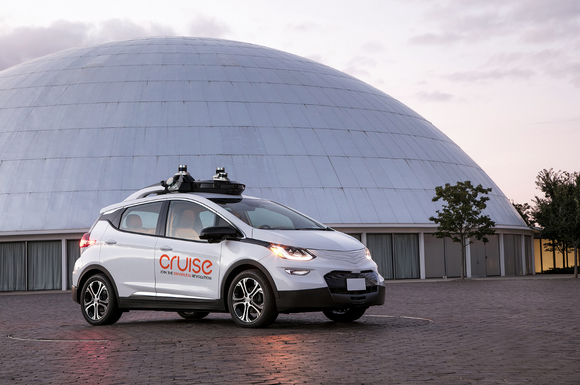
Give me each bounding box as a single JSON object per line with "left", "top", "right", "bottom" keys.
{"left": 6, "top": 313, "right": 433, "bottom": 343}
{"left": 364, "top": 314, "right": 434, "bottom": 324}
{"left": 7, "top": 334, "right": 109, "bottom": 343}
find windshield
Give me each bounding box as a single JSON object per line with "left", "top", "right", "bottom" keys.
{"left": 210, "top": 198, "right": 326, "bottom": 230}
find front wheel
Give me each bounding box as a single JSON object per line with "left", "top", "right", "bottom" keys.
{"left": 323, "top": 307, "right": 367, "bottom": 322}
{"left": 177, "top": 311, "right": 210, "bottom": 320}
{"left": 81, "top": 274, "right": 122, "bottom": 326}
{"left": 228, "top": 269, "right": 278, "bottom": 328}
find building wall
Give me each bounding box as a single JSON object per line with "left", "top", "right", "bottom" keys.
{"left": 338, "top": 227, "right": 536, "bottom": 280}
{"left": 0, "top": 234, "right": 83, "bottom": 292}
{"left": 0, "top": 226, "right": 537, "bottom": 292}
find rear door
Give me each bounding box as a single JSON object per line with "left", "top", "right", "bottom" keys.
{"left": 100, "top": 201, "right": 164, "bottom": 298}
{"left": 154, "top": 200, "right": 224, "bottom": 300}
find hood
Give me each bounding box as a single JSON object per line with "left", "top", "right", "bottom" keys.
{"left": 251, "top": 228, "right": 363, "bottom": 251}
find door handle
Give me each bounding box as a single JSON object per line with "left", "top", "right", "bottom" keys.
{"left": 159, "top": 246, "right": 173, "bottom": 251}
{"left": 105, "top": 239, "right": 117, "bottom": 245}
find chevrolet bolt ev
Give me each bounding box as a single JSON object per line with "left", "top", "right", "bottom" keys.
{"left": 72, "top": 166, "right": 385, "bottom": 328}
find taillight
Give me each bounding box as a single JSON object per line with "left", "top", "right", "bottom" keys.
{"left": 80, "top": 233, "right": 96, "bottom": 249}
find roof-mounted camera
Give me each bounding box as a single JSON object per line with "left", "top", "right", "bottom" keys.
{"left": 160, "top": 165, "right": 196, "bottom": 193}
{"left": 213, "top": 167, "right": 229, "bottom": 182}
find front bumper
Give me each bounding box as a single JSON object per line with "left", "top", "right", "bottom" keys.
{"left": 276, "top": 284, "right": 385, "bottom": 313}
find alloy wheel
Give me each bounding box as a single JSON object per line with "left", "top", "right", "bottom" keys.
{"left": 83, "top": 280, "right": 109, "bottom": 321}
{"left": 231, "top": 277, "right": 264, "bottom": 323}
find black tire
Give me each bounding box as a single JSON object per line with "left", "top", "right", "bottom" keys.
{"left": 81, "top": 274, "right": 122, "bottom": 326}
{"left": 323, "top": 307, "right": 367, "bottom": 322}
{"left": 227, "top": 269, "right": 278, "bottom": 328}
{"left": 177, "top": 311, "right": 210, "bottom": 320}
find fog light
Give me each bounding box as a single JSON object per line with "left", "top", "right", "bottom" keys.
{"left": 284, "top": 269, "right": 310, "bottom": 276}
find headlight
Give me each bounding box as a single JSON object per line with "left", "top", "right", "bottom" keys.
{"left": 365, "top": 247, "right": 372, "bottom": 260}
{"left": 270, "top": 245, "right": 315, "bottom": 261}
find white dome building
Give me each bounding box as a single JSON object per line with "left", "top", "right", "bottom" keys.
{"left": 0, "top": 37, "right": 533, "bottom": 291}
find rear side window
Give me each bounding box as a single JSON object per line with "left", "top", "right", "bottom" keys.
{"left": 119, "top": 202, "right": 163, "bottom": 235}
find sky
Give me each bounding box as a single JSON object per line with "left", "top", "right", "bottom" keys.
{"left": 1, "top": 0, "right": 579, "bottom": 205}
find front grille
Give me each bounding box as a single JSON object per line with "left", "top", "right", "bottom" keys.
{"left": 308, "top": 248, "right": 367, "bottom": 265}
{"left": 324, "top": 271, "right": 379, "bottom": 295}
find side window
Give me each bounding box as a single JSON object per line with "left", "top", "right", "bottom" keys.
{"left": 166, "top": 201, "right": 222, "bottom": 241}
{"left": 119, "top": 202, "right": 163, "bottom": 235}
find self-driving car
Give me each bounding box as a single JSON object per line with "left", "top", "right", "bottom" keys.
{"left": 72, "top": 166, "right": 385, "bottom": 327}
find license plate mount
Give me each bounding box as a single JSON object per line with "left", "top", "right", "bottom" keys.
{"left": 346, "top": 278, "right": 366, "bottom": 291}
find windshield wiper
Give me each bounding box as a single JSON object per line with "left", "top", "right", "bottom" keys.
{"left": 295, "top": 227, "right": 329, "bottom": 231}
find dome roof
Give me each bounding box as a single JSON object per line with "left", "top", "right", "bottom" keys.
{"left": 0, "top": 37, "right": 526, "bottom": 233}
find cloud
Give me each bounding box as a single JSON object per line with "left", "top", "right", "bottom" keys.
{"left": 94, "top": 19, "right": 175, "bottom": 42}
{"left": 409, "top": 0, "right": 580, "bottom": 46}
{"left": 188, "top": 16, "right": 232, "bottom": 38}
{"left": 484, "top": 49, "right": 580, "bottom": 86}
{"left": 510, "top": 0, "right": 580, "bottom": 24}
{"left": 409, "top": 1, "right": 513, "bottom": 45}
{"left": 289, "top": 22, "right": 319, "bottom": 32}
{"left": 0, "top": 19, "right": 177, "bottom": 71}
{"left": 0, "top": 21, "right": 89, "bottom": 71}
{"left": 305, "top": 53, "right": 325, "bottom": 63}
{"left": 361, "top": 41, "right": 386, "bottom": 53}
{"left": 407, "top": 1, "right": 580, "bottom": 87}
{"left": 341, "top": 55, "right": 378, "bottom": 79}
{"left": 448, "top": 68, "right": 535, "bottom": 82}
{"left": 409, "top": 32, "right": 462, "bottom": 46}
{"left": 414, "top": 90, "right": 454, "bottom": 102}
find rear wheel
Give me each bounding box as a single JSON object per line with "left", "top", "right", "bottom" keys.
{"left": 228, "top": 269, "right": 278, "bottom": 328}
{"left": 177, "top": 311, "right": 210, "bottom": 320}
{"left": 81, "top": 274, "right": 122, "bottom": 326}
{"left": 323, "top": 307, "right": 367, "bottom": 322}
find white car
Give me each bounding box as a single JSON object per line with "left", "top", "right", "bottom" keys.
{"left": 72, "top": 166, "right": 385, "bottom": 328}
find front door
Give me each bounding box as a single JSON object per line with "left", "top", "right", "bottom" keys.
{"left": 155, "top": 200, "right": 222, "bottom": 300}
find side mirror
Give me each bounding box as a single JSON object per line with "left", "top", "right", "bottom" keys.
{"left": 199, "top": 226, "right": 240, "bottom": 243}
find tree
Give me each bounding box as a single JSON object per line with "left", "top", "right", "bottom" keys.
{"left": 533, "top": 169, "right": 580, "bottom": 278}
{"left": 511, "top": 200, "right": 534, "bottom": 227}
{"left": 429, "top": 181, "right": 496, "bottom": 279}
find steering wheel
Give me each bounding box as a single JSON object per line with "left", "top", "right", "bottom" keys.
{"left": 258, "top": 225, "right": 272, "bottom": 229}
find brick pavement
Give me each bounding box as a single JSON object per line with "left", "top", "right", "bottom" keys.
{"left": 1, "top": 277, "right": 579, "bottom": 384}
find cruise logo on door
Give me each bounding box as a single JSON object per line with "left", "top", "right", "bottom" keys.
{"left": 159, "top": 254, "right": 213, "bottom": 280}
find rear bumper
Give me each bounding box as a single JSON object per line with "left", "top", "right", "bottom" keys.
{"left": 276, "top": 284, "right": 385, "bottom": 313}
{"left": 71, "top": 285, "right": 79, "bottom": 304}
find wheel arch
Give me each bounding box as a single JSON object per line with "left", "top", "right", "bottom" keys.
{"left": 76, "top": 264, "right": 120, "bottom": 306}
{"left": 219, "top": 259, "right": 279, "bottom": 311}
